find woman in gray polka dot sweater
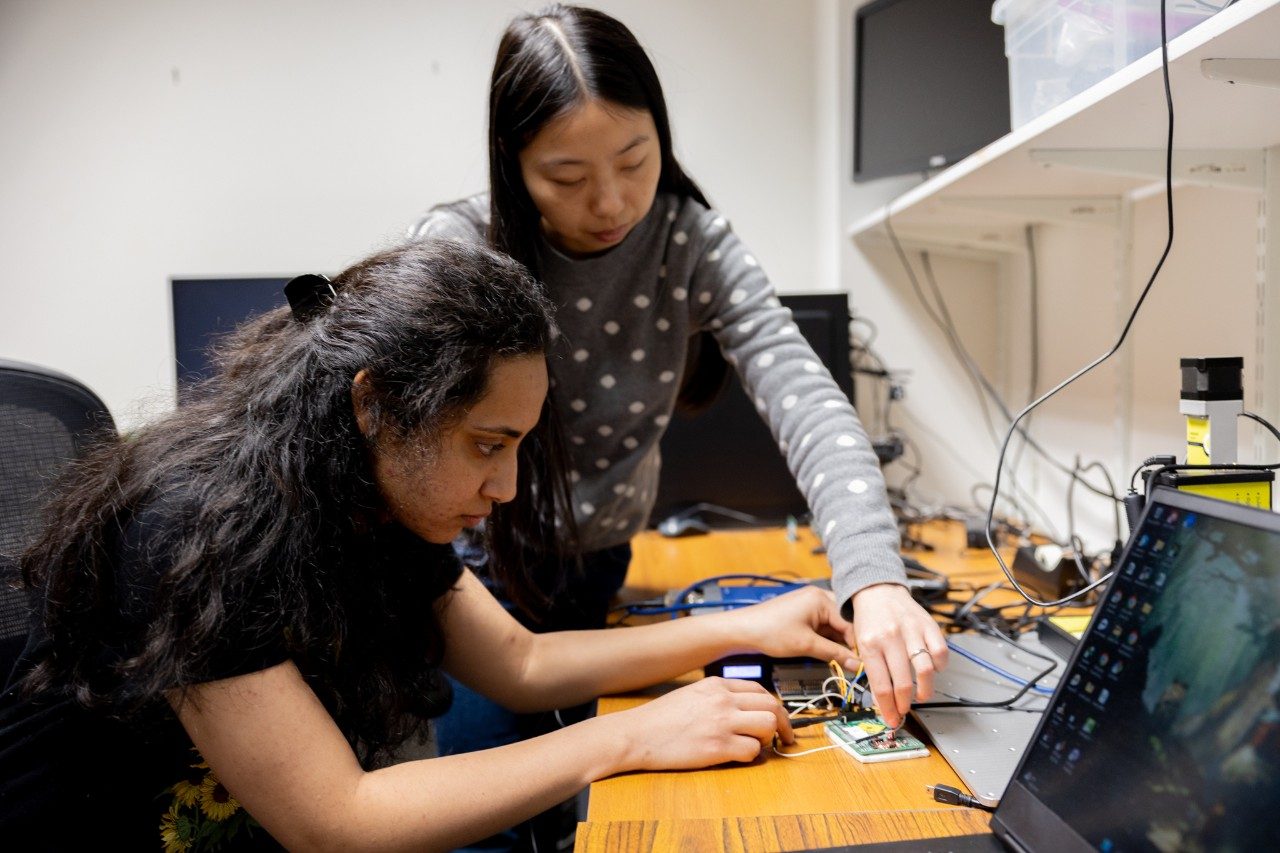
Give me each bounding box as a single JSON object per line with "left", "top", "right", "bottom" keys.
{"left": 411, "top": 5, "right": 948, "bottom": 847}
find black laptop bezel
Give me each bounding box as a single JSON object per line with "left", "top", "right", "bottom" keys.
{"left": 989, "top": 487, "right": 1280, "bottom": 852}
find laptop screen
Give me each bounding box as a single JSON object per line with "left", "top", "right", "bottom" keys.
{"left": 996, "top": 488, "right": 1280, "bottom": 852}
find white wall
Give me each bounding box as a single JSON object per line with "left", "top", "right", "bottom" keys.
{"left": 0, "top": 0, "right": 825, "bottom": 430}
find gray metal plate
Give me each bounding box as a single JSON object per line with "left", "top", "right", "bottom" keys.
{"left": 913, "top": 632, "right": 1066, "bottom": 806}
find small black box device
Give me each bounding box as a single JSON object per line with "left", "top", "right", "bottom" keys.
{"left": 1012, "top": 544, "right": 1087, "bottom": 600}
{"left": 705, "top": 655, "right": 832, "bottom": 701}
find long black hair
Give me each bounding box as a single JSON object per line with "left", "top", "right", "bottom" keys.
{"left": 487, "top": 3, "right": 728, "bottom": 410}
{"left": 19, "top": 239, "right": 572, "bottom": 764}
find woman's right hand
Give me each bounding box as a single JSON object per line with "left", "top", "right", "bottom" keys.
{"left": 615, "top": 677, "right": 793, "bottom": 772}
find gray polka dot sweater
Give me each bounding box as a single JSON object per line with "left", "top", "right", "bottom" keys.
{"left": 409, "top": 192, "right": 906, "bottom": 606}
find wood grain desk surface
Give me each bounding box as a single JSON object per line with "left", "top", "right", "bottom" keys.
{"left": 576, "top": 809, "right": 991, "bottom": 852}
{"left": 577, "top": 521, "right": 1030, "bottom": 851}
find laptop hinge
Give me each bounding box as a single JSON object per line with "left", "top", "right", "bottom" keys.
{"left": 999, "top": 833, "right": 1031, "bottom": 853}
{"left": 992, "top": 822, "right": 1032, "bottom": 853}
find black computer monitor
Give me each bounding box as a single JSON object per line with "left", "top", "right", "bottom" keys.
{"left": 171, "top": 277, "right": 289, "bottom": 401}
{"left": 652, "top": 292, "right": 853, "bottom": 526}
{"left": 854, "top": 0, "right": 1010, "bottom": 182}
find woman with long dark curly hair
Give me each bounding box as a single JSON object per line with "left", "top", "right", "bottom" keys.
{"left": 0, "top": 238, "right": 857, "bottom": 850}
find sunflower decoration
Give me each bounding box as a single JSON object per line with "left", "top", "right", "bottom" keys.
{"left": 160, "top": 803, "right": 193, "bottom": 853}
{"left": 198, "top": 774, "right": 240, "bottom": 821}
{"left": 171, "top": 761, "right": 206, "bottom": 809}
{"left": 160, "top": 751, "right": 261, "bottom": 850}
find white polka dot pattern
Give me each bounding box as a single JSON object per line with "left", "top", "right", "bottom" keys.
{"left": 416, "top": 194, "right": 901, "bottom": 599}
{"left": 836, "top": 435, "right": 856, "bottom": 448}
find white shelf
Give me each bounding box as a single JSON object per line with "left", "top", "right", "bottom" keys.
{"left": 850, "top": 0, "right": 1280, "bottom": 252}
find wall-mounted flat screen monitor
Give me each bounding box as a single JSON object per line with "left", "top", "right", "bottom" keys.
{"left": 854, "top": 0, "right": 1010, "bottom": 182}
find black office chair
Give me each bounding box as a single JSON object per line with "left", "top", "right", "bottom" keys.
{"left": 0, "top": 359, "right": 116, "bottom": 680}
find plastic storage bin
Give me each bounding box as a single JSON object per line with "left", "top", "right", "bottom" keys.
{"left": 992, "top": 0, "right": 1219, "bottom": 128}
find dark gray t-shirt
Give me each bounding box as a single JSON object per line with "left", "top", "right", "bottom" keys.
{"left": 410, "top": 192, "right": 905, "bottom": 605}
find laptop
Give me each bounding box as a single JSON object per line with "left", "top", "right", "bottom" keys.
{"left": 814, "top": 487, "right": 1280, "bottom": 852}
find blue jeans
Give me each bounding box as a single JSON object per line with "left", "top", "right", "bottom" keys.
{"left": 437, "top": 543, "right": 632, "bottom": 853}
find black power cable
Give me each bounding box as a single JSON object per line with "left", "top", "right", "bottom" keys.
{"left": 978, "top": 0, "right": 1181, "bottom": 608}
{"left": 1242, "top": 410, "right": 1280, "bottom": 445}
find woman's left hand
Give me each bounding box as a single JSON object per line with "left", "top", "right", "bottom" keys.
{"left": 725, "top": 585, "right": 859, "bottom": 670}
{"left": 845, "top": 583, "right": 949, "bottom": 728}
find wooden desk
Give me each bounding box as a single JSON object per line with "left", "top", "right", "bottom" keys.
{"left": 575, "top": 810, "right": 991, "bottom": 852}
{"left": 578, "top": 522, "right": 1014, "bottom": 851}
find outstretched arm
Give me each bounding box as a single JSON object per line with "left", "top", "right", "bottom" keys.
{"left": 679, "top": 204, "right": 948, "bottom": 726}
{"left": 173, "top": 662, "right": 791, "bottom": 851}
{"left": 440, "top": 569, "right": 857, "bottom": 713}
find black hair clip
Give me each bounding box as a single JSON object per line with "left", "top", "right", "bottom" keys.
{"left": 284, "top": 273, "right": 337, "bottom": 322}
